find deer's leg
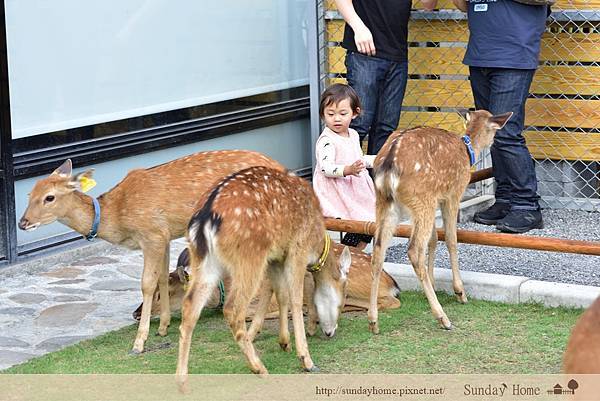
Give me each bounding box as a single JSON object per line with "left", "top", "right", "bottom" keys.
{"left": 175, "top": 264, "right": 219, "bottom": 384}
{"left": 427, "top": 223, "right": 438, "bottom": 290}
{"left": 133, "top": 244, "right": 169, "bottom": 353}
{"left": 441, "top": 199, "right": 467, "bottom": 303}
{"left": 223, "top": 264, "right": 268, "bottom": 375}
{"left": 270, "top": 267, "right": 291, "bottom": 352}
{"left": 407, "top": 207, "right": 452, "bottom": 330}
{"left": 286, "top": 253, "right": 317, "bottom": 372}
{"left": 305, "top": 274, "right": 319, "bottom": 337}
{"left": 157, "top": 243, "right": 171, "bottom": 336}
{"left": 247, "top": 278, "right": 273, "bottom": 343}
{"left": 369, "top": 199, "right": 397, "bottom": 335}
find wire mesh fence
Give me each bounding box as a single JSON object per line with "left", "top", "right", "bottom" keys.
{"left": 316, "top": 0, "right": 600, "bottom": 211}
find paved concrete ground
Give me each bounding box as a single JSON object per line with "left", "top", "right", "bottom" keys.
{"left": 0, "top": 238, "right": 188, "bottom": 370}
{"left": 1, "top": 234, "right": 598, "bottom": 371}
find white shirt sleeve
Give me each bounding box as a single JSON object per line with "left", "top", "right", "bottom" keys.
{"left": 362, "top": 155, "right": 376, "bottom": 168}
{"left": 316, "top": 138, "right": 345, "bottom": 178}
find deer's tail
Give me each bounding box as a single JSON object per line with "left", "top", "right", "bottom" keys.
{"left": 374, "top": 137, "right": 401, "bottom": 203}
{"left": 187, "top": 170, "right": 240, "bottom": 262}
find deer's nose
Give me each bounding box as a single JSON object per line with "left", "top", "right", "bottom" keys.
{"left": 18, "top": 218, "right": 29, "bottom": 230}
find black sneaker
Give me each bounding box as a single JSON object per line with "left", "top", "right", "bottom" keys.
{"left": 496, "top": 209, "right": 543, "bottom": 234}
{"left": 473, "top": 202, "right": 510, "bottom": 225}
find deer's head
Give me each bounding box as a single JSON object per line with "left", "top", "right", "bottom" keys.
{"left": 311, "top": 244, "right": 352, "bottom": 337}
{"left": 18, "top": 159, "right": 95, "bottom": 231}
{"left": 465, "top": 110, "right": 513, "bottom": 152}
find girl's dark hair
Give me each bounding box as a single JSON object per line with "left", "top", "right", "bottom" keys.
{"left": 319, "top": 83, "right": 361, "bottom": 117}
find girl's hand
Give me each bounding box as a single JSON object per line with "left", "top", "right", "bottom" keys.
{"left": 354, "top": 24, "right": 375, "bottom": 56}
{"left": 344, "top": 160, "right": 366, "bottom": 177}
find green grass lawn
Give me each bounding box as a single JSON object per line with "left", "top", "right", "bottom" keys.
{"left": 4, "top": 292, "right": 582, "bottom": 374}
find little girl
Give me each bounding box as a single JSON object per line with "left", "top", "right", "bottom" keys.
{"left": 313, "top": 83, "right": 376, "bottom": 250}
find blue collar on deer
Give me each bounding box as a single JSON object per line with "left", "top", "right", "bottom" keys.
{"left": 462, "top": 135, "right": 476, "bottom": 166}
{"left": 85, "top": 197, "right": 101, "bottom": 241}
{"left": 307, "top": 234, "right": 331, "bottom": 273}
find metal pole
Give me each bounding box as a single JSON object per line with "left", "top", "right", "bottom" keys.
{"left": 307, "top": 0, "right": 322, "bottom": 168}
{"left": 0, "top": 0, "right": 17, "bottom": 264}
{"left": 325, "top": 218, "right": 600, "bottom": 256}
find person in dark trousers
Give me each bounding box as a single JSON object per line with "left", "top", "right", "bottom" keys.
{"left": 335, "top": 0, "right": 437, "bottom": 158}
{"left": 453, "top": 0, "right": 550, "bottom": 233}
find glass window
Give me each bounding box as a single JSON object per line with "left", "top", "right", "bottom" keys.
{"left": 5, "top": 0, "right": 309, "bottom": 139}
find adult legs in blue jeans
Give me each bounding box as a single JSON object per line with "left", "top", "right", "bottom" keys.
{"left": 345, "top": 51, "right": 408, "bottom": 156}
{"left": 469, "top": 67, "right": 543, "bottom": 233}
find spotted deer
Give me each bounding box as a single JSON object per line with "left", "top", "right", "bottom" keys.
{"left": 133, "top": 243, "right": 400, "bottom": 324}
{"left": 18, "top": 151, "right": 285, "bottom": 354}
{"left": 368, "top": 110, "right": 512, "bottom": 333}
{"left": 176, "top": 166, "right": 350, "bottom": 381}
{"left": 563, "top": 296, "right": 600, "bottom": 373}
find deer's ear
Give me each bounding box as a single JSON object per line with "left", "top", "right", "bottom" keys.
{"left": 339, "top": 246, "right": 352, "bottom": 280}
{"left": 488, "top": 112, "right": 513, "bottom": 130}
{"left": 51, "top": 159, "right": 73, "bottom": 178}
{"left": 67, "top": 169, "right": 95, "bottom": 192}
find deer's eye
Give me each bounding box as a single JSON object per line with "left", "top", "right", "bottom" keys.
{"left": 44, "top": 195, "right": 55, "bottom": 203}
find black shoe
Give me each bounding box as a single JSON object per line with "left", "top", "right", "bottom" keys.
{"left": 496, "top": 209, "right": 543, "bottom": 234}
{"left": 473, "top": 202, "right": 510, "bottom": 225}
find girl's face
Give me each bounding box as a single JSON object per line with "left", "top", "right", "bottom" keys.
{"left": 323, "top": 99, "right": 358, "bottom": 135}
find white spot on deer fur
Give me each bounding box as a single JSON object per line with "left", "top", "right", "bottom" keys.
{"left": 188, "top": 222, "right": 200, "bottom": 243}
{"left": 243, "top": 190, "right": 250, "bottom": 196}
{"left": 389, "top": 172, "right": 400, "bottom": 192}
{"left": 374, "top": 173, "right": 385, "bottom": 189}
{"left": 234, "top": 207, "right": 242, "bottom": 216}
{"left": 414, "top": 163, "right": 421, "bottom": 172}
{"left": 246, "top": 208, "right": 254, "bottom": 217}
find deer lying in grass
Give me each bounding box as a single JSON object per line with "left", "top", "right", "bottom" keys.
{"left": 368, "top": 110, "right": 512, "bottom": 333}
{"left": 132, "top": 243, "right": 401, "bottom": 321}
{"left": 176, "top": 166, "right": 350, "bottom": 381}
{"left": 563, "top": 296, "right": 600, "bottom": 373}
{"left": 18, "top": 151, "right": 284, "bottom": 354}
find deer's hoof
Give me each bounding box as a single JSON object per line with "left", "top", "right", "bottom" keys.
{"left": 438, "top": 317, "right": 452, "bottom": 330}
{"left": 304, "top": 365, "right": 320, "bottom": 373}
{"left": 128, "top": 348, "right": 143, "bottom": 356}
{"left": 455, "top": 292, "right": 468, "bottom": 304}
{"left": 368, "top": 320, "right": 380, "bottom": 335}
{"left": 279, "top": 342, "right": 291, "bottom": 352}
{"left": 253, "top": 366, "right": 269, "bottom": 376}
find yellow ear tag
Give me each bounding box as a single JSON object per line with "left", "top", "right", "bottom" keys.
{"left": 79, "top": 176, "right": 97, "bottom": 193}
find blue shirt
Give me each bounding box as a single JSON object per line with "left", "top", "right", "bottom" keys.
{"left": 463, "top": 0, "right": 549, "bottom": 70}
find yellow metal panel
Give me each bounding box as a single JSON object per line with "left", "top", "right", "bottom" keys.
{"left": 398, "top": 112, "right": 600, "bottom": 160}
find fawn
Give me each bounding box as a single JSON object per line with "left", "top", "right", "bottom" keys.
{"left": 18, "top": 151, "right": 284, "bottom": 353}
{"left": 132, "top": 243, "right": 401, "bottom": 322}
{"left": 176, "top": 166, "right": 350, "bottom": 381}
{"left": 368, "top": 110, "right": 512, "bottom": 333}
{"left": 563, "top": 296, "right": 600, "bottom": 373}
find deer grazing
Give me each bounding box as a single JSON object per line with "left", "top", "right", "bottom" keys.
{"left": 133, "top": 243, "right": 401, "bottom": 321}
{"left": 563, "top": 296, "right": 600, "bottom": 373}
{"left": 176, "top": 166, "right": 350, "bottom": 381}
{"left": 18, "top": 151, "right": 284, "bottom": 354}
{"left": 368, "top": 110, "right": 512, "bottom": 333}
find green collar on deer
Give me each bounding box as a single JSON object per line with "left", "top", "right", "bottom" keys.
{"left": 183, "top": 272, "right": 226, "bottom": 308}
{"left": 307, "top": 234, "right": 331, "bottom": 273}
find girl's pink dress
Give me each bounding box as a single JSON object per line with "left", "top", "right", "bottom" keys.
{"left": 312, "top": 127, "right": 376, "bottom": 221}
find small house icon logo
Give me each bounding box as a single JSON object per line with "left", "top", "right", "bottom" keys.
{"left": 547, "top": 380, "right": 579, "bottom": 395}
